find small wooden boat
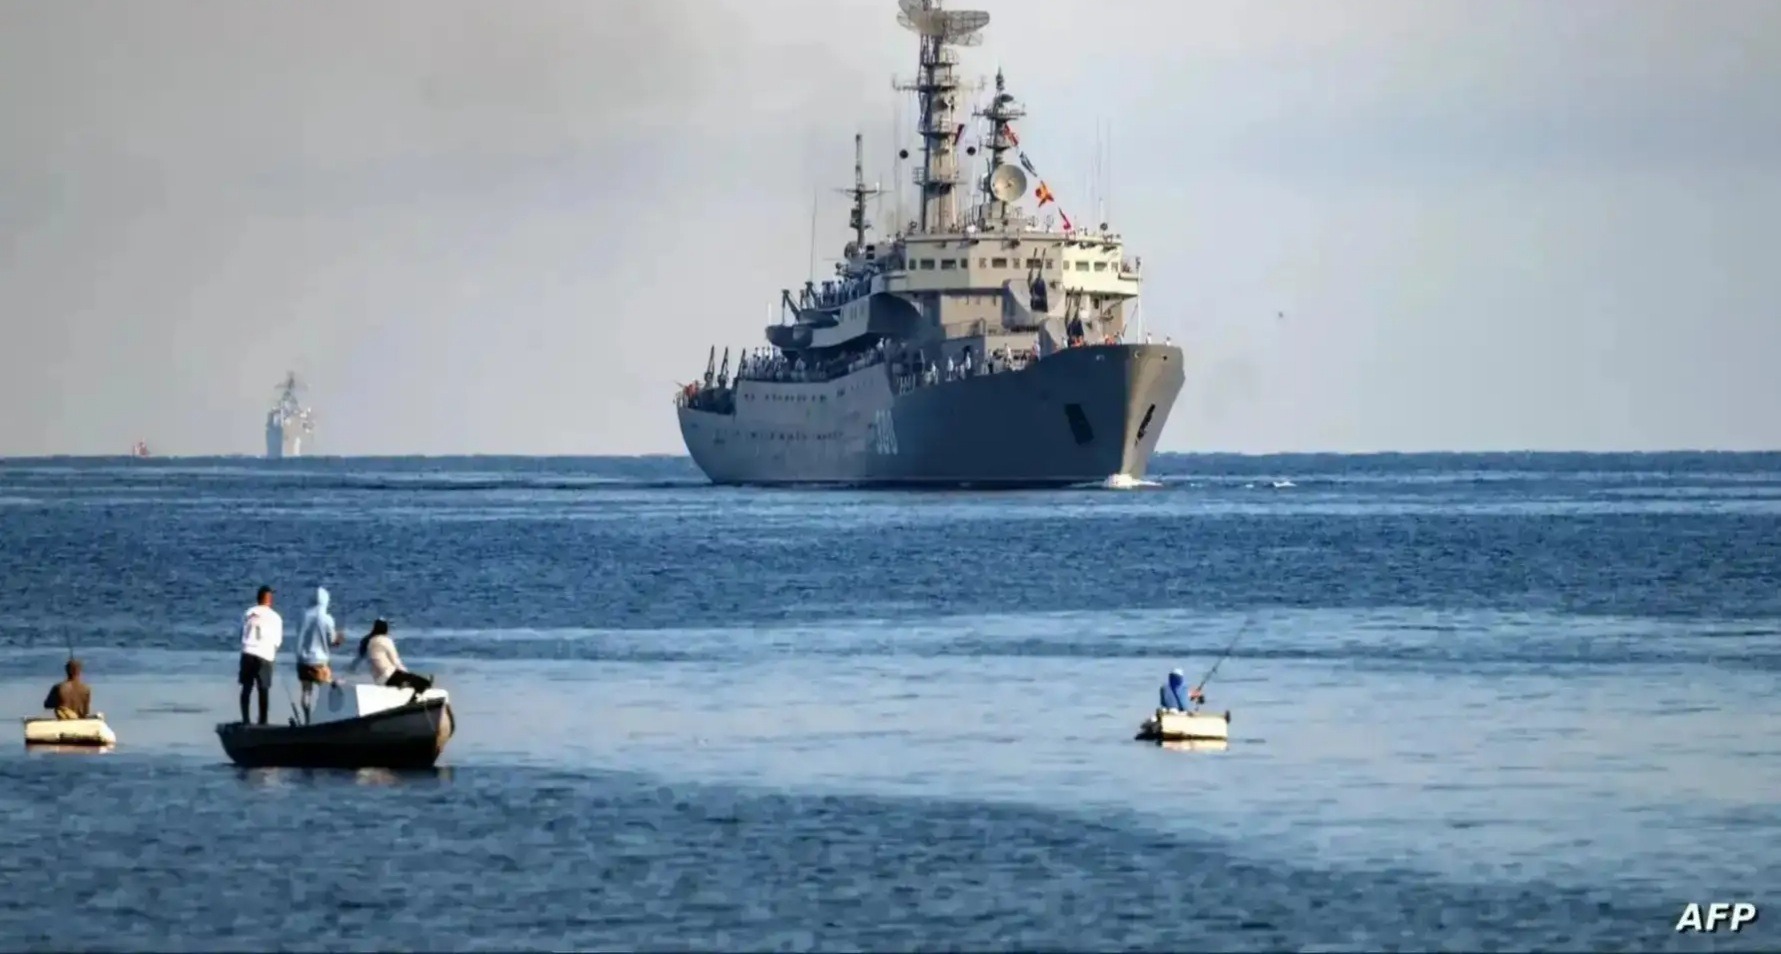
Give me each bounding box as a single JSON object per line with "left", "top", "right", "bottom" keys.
{"left": 1135, "top": 707, "right": 1230, "bottom": 743}
{"left": 23, "top": 714, "right": 117, "bottom": 748}
{"left": 216, "top": 684, "right": 455, "bottom": 769}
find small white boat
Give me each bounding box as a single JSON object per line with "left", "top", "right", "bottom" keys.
{"left": 23, "top": 714, "right": 117, "bottom": 748}
{"left": 1135, "top": 707, "right": 1230, "bottom": 743}
{"left": 216, "top": 683, "right": 455, "bottom": 769}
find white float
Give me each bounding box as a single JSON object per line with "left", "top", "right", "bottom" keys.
{"left": 23, "top": 715, "right": 117, "bottom": 747}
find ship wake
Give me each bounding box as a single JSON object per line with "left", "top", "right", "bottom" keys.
{"left": 1095, "top": 473, "right": 1163, "bottom": 491}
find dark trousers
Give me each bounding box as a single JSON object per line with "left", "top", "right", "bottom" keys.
{"left": 237, "top": 653, "right": 273, "bottom": 725}
{"left": 385, "top": 670, "right": 432, "bottom": 694}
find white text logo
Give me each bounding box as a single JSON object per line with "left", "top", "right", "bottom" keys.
{"left": 1675, "top": 902, "right": 1759, "bottom": 933}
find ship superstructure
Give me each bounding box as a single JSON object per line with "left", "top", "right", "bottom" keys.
{"left": 265, "top": 372, "right": 314, "bottom": 459}
{"left": 674, "top": 0, "right": 1184, "bottom": 487}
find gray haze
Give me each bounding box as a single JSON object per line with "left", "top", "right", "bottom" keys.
{"left": 2, "top": 0, "right": 1778, "bottom": 456}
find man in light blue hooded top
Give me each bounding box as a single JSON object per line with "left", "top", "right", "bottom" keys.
{"left": 1159, "top": 669, "right": 1206, "bottom": 711}
{"left": 295, "top": 587, "right": 342, "bottom": 723}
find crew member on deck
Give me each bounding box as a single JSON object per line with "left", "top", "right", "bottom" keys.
{"left": 1159, "top": 669, "right": 1206, "bottom": 711}
{"left": 44, "top": 659, "right": 92, "bottom": 720}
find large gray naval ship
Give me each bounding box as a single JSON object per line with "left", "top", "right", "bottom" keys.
{"left": 676, "top": 0, "right": 1185, "bottom": 487}
{"left": 265, "top": 372, "right": 314, "bottom": 459}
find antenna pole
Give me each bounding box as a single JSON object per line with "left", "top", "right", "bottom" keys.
{"left": 1092, "top": 118, "right": 1102, "bottom": 231}
{"left": 840, "top": 131, "right": 881, "bottom": 255}
{"left": 891, "top": 96, "right": 903, "bottom": 234}
{"left": 807, "top": 189, "right": 819, "bottom": 283}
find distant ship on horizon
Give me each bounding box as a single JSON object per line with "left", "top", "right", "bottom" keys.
{"left": 265, "top": 372, "right": 314, "bottom": 459}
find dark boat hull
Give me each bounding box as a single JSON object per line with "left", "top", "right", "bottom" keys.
{"left": 215, "top": 697, "right": 455, "bottom": 769}
{"left": 679, "top": 343, "right": 1186, "bottom": 487}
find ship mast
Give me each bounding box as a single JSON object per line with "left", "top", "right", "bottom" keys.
{"left": 894, "top": 0, "right": 989, "bottom": 234}
{"left": 979, "top": 68, "right": 1025, "bottom": 228}
{"left": 273, "top": 372, "right": 304, "bottom": 418}
{"left": 839, "top": 132, "right": 882, "bottom": 258}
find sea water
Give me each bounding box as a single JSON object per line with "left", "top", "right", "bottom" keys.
{"left": 0, "top": 453, "right": 1776, "bottom": 951}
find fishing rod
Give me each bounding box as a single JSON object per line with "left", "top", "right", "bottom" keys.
{"left": 282, "top": 676, "right": 303, "bottom": 726}
{"left": 1194, "top": 611, "right": 1258, "bottom": 692}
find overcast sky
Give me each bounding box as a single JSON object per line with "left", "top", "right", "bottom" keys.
{"left": 2, "top": 0, "right": 1777, "bottom": 456}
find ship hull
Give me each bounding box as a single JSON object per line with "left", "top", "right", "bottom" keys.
{"left": 679, "top": 343, "right": 1184, "bottom": 487}
{"left": 265, "top": 424, "right": 302, "bottom": 459}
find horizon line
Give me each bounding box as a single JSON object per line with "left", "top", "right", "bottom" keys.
{"left": 6, "top": 448, "right": 1781, "bottom": 463}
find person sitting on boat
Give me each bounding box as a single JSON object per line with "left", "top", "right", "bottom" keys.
{"left": 1159, "top": 669, "right": 1206, "bottom": 711}
{"left": 295, "top": 586, "right": 343, "bottom": 723}
{"left": 44, "top": 658, "right": 93, "bottom": 720}
{"left": 352, "top": 619, "right": 433, "bottom": 696}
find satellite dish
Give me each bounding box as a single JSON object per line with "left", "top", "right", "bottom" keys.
{"left": 988, "top": 163, "right": 1028, "bottom": 203}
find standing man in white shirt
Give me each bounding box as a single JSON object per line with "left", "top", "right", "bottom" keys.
{"left": 238, "top": 585, "right": 284, "bottom": 725}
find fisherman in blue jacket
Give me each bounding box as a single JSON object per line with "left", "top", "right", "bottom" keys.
{"left": 1159, "top": 669, "right": 1206, "bottom": 711}
{"left": 295, "top": 586, "right": 342, "bottom": 723}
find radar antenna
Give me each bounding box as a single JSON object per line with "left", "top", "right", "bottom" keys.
{"left": 892, "top": 0, "right": 990, "bottom": 233}
{"left": 835, "top": 132, "right": 883, "bottom": 259}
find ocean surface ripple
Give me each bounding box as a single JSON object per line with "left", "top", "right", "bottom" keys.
{"left": 0, "top": 452, "right": 1776, "bottom": 951}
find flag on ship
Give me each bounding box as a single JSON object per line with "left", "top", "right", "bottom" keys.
{"left": 1003, "top": 128, "right": 1071, "bottom": 230}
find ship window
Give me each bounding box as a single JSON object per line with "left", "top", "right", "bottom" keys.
{"left": 978, "top": 258, "right": 988, "bottom": 268}
{"left": 918, "top": 259, "right": 935, "bottom": 269}
{"left": 1044, "top": 258, "right": 1055, "bottom": 269}
{"left": 1025, "top": 258, "right": 1041, "bottom": 269}
{"left": 991, "top": 257, "right": 1008, "bottom": 268}
{"left": 1094, "top": 262, "right": 1108, "bottom": 271}
{"left": 940, "top": 259, "right": 957, "bottom": 270}
{"left": 1074, "top": 262, "right": 1088, "bottom": 271}
{"left": 1063, "top": 403, "right": 1094, "bottom": 446}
